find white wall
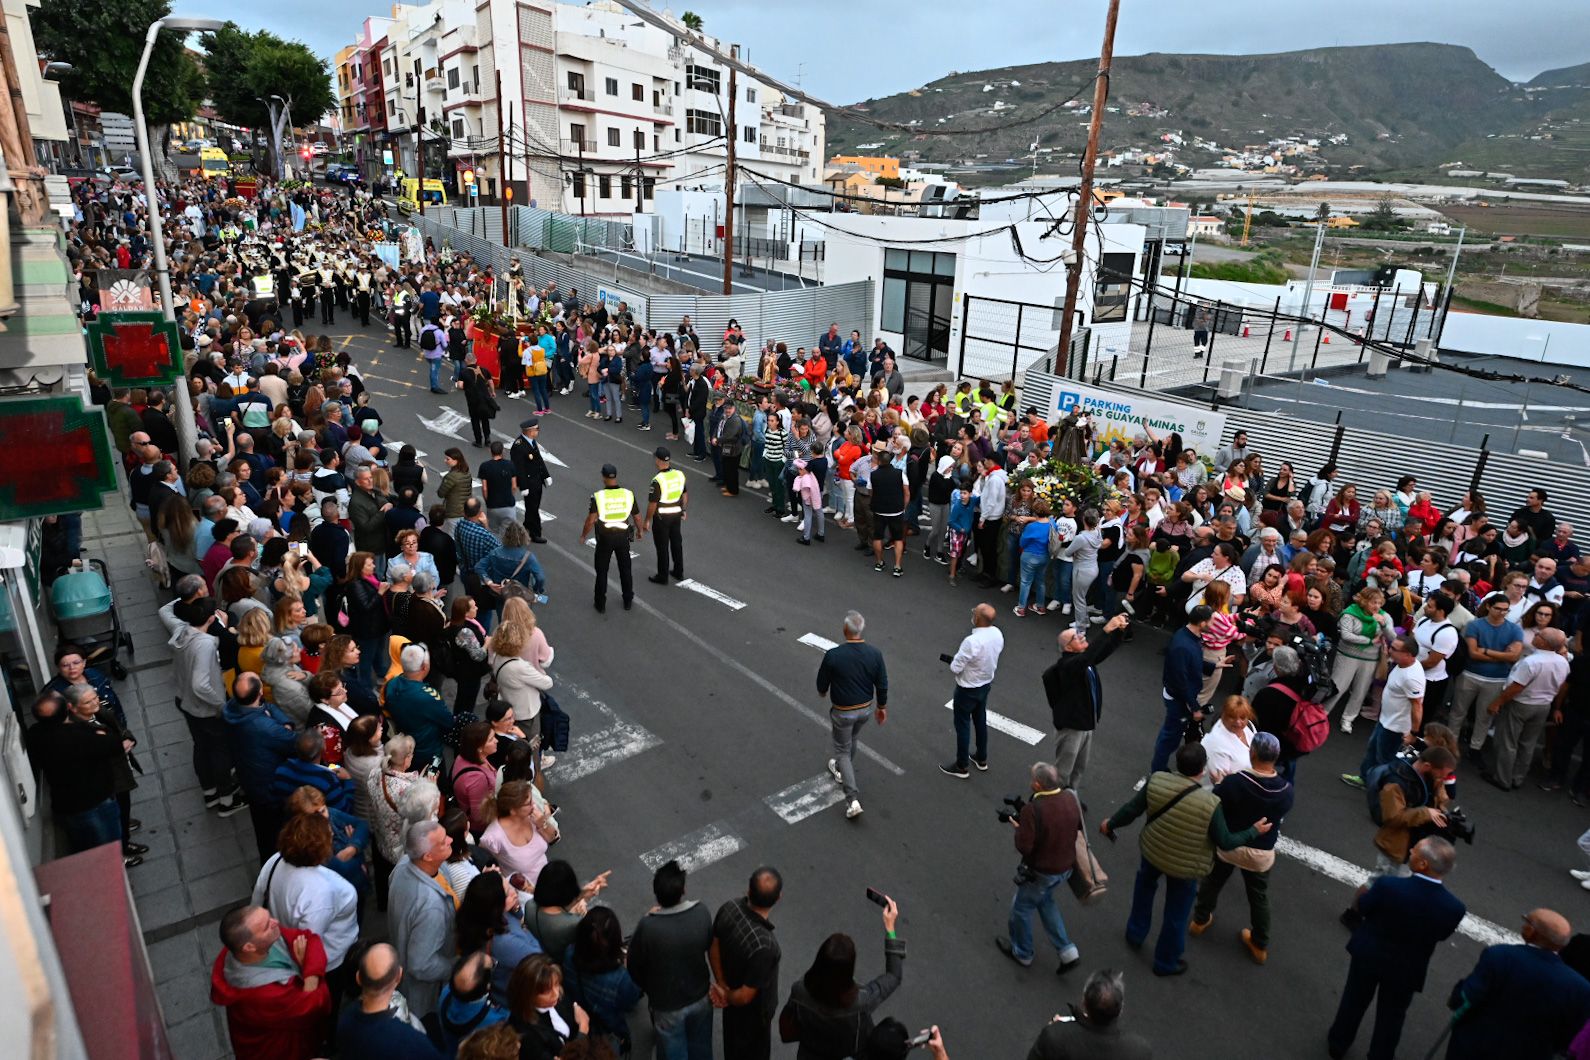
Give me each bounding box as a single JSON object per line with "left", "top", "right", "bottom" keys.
{"left": 1441, "top": 313, "right": 1590, "bottom": 367}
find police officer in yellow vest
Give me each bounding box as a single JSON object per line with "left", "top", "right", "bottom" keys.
{"left": 580, "top": 464, "right": 637, "bottom": 613}
{"left": 642, "top": 447, "right": 688, "bottom": 585}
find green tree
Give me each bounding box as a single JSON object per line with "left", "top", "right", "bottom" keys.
{"left": 200, "top": 24, "right": 335, "bottom": 177}
{"left": 33, "top": 0, "right": 203, "bottom": 136}
{"left": 681, "top": 10, "right": 703, "bottom": 31}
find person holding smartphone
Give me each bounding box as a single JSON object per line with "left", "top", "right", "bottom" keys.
{"left": 777, "top": 892, "right": 904, "bottom": 1059}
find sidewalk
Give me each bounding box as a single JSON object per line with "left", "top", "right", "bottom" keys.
{"left": 78, "top": 500, "right": 250, "bottom": 1059}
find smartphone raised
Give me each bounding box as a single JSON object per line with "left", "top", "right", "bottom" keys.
{"left": 865, "top": 887, "right": 888, "bottom": 908}
{"left": 907, "top": 1029, "right": 932, "bottom": 1048}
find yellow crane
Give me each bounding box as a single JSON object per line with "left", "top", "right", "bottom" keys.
{"left": 1241, "top": 189, "right": 1255, "bottom": 247}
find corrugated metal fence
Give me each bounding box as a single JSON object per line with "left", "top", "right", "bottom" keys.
{"left": 1023, "top": 372, "right": 1589, "bottom": 533}
{"left": 403, "top": 209, "right": 872, "bottom": 350}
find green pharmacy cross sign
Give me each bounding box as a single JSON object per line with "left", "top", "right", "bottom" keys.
{"left": 86, "top": 311, "right": 184, "bottom": 387}
{"left": 0, "top": 396, "right": 117, "bottom": 521}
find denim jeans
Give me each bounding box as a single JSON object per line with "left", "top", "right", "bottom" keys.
{"left": 801, "top": 503, "right": 824, "bottom": 541}
{"left": 530, "top": 374, "right": 551, "bottom": 411}
{"left": 1359, "top": 722, "right": 1405, "bottom": 780}
{"left": 829, "top": 705, "right": 873, "bottom": 801}
{"left": 1151, "top": 694, "right": 1189, "bottom": 774}
{"left": 1049, "top": 559, "right": 1074, "bottom": 607}
{"left": 587, "top": 382, "right": 602, "bottom": 414}
{"left": 62, "top": 796, "right": 122, "bottom": 853}
{"left": 603, "top": 381, "right": 623, "bottom": 419}
{"left": 357, "top": 635, "right": 387, "bottom": 692}
{"left": 1018, "top": 551, "right": 1048, "bottom": 608}
{"left": 637, "top": 384, "right": 653, "bottom": 427}
{"left": 650, "top": 995, "right": 714, "bottom": 1060}
{"left": 426, "top": 356, "right": 443, "bottom": 390}
{"left": 1126, "top": 856, "right": 1199, "bottom": 974}
{"left": 1008, "top": 869, "right": 1079, "bottom": 964}
{"left": 952, "top": 683, "right": 991, "bottom": 767}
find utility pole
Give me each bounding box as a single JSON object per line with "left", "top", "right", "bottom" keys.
{"left": 496, "top": 67, "right": 507, "bottom": 237}
{"left": 1055, "top": 0, "right": 1121, "bottom": 376}
{"left": 723, "top": 46, "right": 738, "bottom": 295}
{"left": 635, "top": 143, "right": 643, "bottom": 213}
{"left": 415, "top": 58, "right": 426, "bottom": 215}
{"left": 1288, "top": 205, "right": 1329, "bottom": 371}
{"left": 578, "top": 138, "right": 586, "bottom": 216}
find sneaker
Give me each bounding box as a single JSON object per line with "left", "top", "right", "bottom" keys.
{"left": 971, "top": 757, "right": 988, "bottom": 772}
{"left": 937, "top": 555, "right": 949, "bottom": 566}
{"left": 994, "top": 936, "right": 1033, "bottom": 967}
{"left": 1033, "top": 606, "right": 1047, "bottom": 616}
{"left": 1047, "top": 599, "right": 1064, "bottom": 611}
{"left": 939, "top": 762, "right": 971, "bottom": 779}
{"left": 1001, "top": 583, "right": 1015, "bottom": 593}
{"left": 1569, "top": 869, "right": 1590, "bottom": 882}
{"left": 1581, "top": 879, "right": 1590, "bottom": 892}
{"left": 827, "top": 758, "right": 843, "bottom": 785}
{"left": 215, "top": 792, "right": 250, "bottom": 818}
{"left": 203, "top": 788, "right": 222, "bottom": 809}
{"left": 1240, "top": 928, "right": 1268, "bottom": 966}
{"left": 1339, "top": 773, "right": 1364, "bottom": 789}
{"left": 1061, "top": 604, "right": 1073, "bottom": 615}
{"left": 923, "top": 548, "right": 933, "bottom": 560}
{"left": 540, "top": 753, "right": 557, "bottom": 769}
{"left": 874, "top": 563, "right": 886, "bottom": 573}
{"left": 845, "top": 799, "right": 864, "bottom": 819}
{"left": 1540, "top": 781, "right": 1564, "bottom": 793}
{"left": 892, "top": 567, "right": 903, "bottom": 578}
{"left": 1013, "top": 606, "right": 1027, "bottom": 617}
{"left": 1090, "top": 614, "right": 1105, "bottom": 624}
{"left": 638, "top": 424, "right": 652, "bottom": 431}
{"left": 1340, "top": 717, "right": 1355, "bottom": 735}
{"left": 781, "top": 514, "right": 799, "bottom": 524}
{"left": 948, "top": 577, "right": 958, "bottom": 587}
{"left": 1189, "top": 915, "right": 1213, "bottom": 937}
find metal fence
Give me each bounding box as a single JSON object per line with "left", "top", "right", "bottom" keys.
{"left": 1020, "top": 373, "right": 1590, "bottom": 538}
{"left": 958, "top": 295, "right": 1092, "bottom": 382}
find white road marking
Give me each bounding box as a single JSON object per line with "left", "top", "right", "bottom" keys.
{"left": 798, "top": 633, "right": 839, "bottom": 652}
{"left": 764, "top": 773, "right": 845, "bottom": 824}
{"left": 639, "top": 822, "right": 746, "bottom": 874}
{"left": 418, "top": 408, "right": 468, "bottom": 441}
{"left": 383, "top": 439, "right": 426, "bottom": 459}
{"left": 537, "top": 538, "right": 905, "bottom": 776}
{"left": 1273, "top": 836, "right": 1518, "bottom": 946}
{"left": 555, "top": 720, "right": 662, "bottom": 783}
{"left": 584, "top": 538, "right": 639, "bottom": 559}
{"left": 677, "top": 578, "right": 746, "bottom": 611}
{"left": 942, "top": 700, "right": 1046, "bottom": 746}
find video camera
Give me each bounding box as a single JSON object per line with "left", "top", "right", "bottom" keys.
{"left": 996, "top": 794, "right": 1027, "bottom": 824}
{"left": 1238, "top": 613, "right": 1336, "bottom": 703}
{"left": 1397, "top": 737, "right": 1477, "bottom": 845}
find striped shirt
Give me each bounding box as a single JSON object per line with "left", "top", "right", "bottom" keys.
{"left": 763, "top": 426, "right": 786, "bottom": 464}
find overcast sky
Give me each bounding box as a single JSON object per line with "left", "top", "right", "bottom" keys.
{"left": 268, "top": 0, "right": 1589, "bottom": 106}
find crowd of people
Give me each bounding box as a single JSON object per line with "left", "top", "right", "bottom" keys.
{"left": 30, "top": 168, "right": 1590, "bottom": 1059}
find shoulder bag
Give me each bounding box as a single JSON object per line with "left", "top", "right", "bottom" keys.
{"left": 1067, "top": 789, "right": 1109, "bottom": 903}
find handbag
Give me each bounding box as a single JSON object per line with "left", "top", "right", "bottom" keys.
{"left": 539, "top": 690, "right": 570, "bottom": 753}
{"left": 683, "top": 418, "right": 696, "bottom": 446}
{"left": 1067, "top": 789, "right": 1109, "bottom": 903}
{"left": 483, "top": 659, "right": 514, "bottom": 703}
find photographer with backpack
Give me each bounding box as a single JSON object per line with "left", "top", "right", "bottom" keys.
{"left": 1252, "top": 645, "right": 1332, "bottom": 785}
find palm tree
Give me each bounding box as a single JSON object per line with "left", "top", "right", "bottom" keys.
{"left": 681, "top": 10, "right": 703, "bottom": 32}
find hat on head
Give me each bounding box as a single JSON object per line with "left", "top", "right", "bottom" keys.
{"left": 196, "top": 333, "right": 212, "bottom": 347}
{"left": 520, "top": 417, "right": 539, "bottom": 430}
{"left": 1224, "top": 486, "right": 1247, "bottom": 503}
{"left": 870, "top": 441, "right": 889, "bottom": 454}
{"left": 653, "top": 446, "right": 671, "bottom": 461}
{"left": 600, "top": 463, "right": 618, "bottom": 478}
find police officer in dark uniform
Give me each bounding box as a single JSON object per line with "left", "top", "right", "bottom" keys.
{"left": 579, "top": 464, "right": 637, "bottom": 613}
{"left": 642, "top": 447, "right": 687, "bottom": 585}
{"left": 509, "top": 417, "right": 551, "bottom": 543}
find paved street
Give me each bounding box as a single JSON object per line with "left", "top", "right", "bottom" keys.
{"left": 111, "top": 316, "right": 1587, "bottom": 1057}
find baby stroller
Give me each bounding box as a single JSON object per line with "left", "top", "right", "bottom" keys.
{"left": 50, "top": 558, "right": 133, "bottom": 680}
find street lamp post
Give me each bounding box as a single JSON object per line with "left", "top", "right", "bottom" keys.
{"left": 133, "top": 14, "right": 225, "bottom": 466}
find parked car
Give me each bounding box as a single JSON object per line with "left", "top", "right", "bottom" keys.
{"left": 311, "top": 143, "right": 328, "bottom": 156}
{"left": 98, "top": 165, "right": 140, "bottom": 184}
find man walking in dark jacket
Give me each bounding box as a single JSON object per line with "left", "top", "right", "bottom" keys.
{"left": 509, "top": 417, "right": 551, "bottom": 543}
{"left": 1043, "top": 614, "right": 1129, "bottom": 790}
{"left": 222, "top": 673, "right": 298, "bottom": 865}
{"left": 628, "top": 859, "right": 715, "bottom": 1060}
{"left": 1153, "top": 605, "right": 1215, "bottom": 773}
{"left": 1326, "top": 837, "right": 1465, "bottom": 1060}
{"left": 1446, "top": 907, "right": 1590, "bottom": 1060}
{"left": 997, "top": 762, "right": 1085, "bottom": 973}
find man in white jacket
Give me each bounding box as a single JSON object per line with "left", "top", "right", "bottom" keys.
{"left": 160, "top": 575, "right": 248, "bottom": 816}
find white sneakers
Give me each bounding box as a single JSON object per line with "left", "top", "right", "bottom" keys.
{"left": 1047, "top": 599, "right": 1064, "bottom": 612}
{"left": 1340, "top": 717, "right": 1355, "bottom": 735}
{"left": 827, "top": 759, "right": 843, "bottom": 784}
{"left": 845, "top": 799, "right": 864, "bottom": 819}
{"left": 1571, "top": 869, "right": 1590, "bottom": 881}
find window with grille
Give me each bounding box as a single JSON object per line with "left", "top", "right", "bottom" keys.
{"left": 686, "top": 64, "right": 720, "bottom": 94}
{"left": 686, "top": 109, "right": 721, "bottom": 137}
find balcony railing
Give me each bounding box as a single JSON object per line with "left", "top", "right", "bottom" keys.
{"left": 653, "top": 102, "right": 673, "bottom": 117}
{"left": 560, "top": 138, "right": 591, "bottom": 155}
{"left": 758, "top": 141, "right": 810, "bottom": 160}
{"left": 560, "top": 87, "right": 595, "bottom": 105}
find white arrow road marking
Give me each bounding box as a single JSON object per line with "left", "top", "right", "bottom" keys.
{"left": 798, "top": 633, "right": 839, "bottom": 652}
{"left": 764, "top": 774, "right": 845, "bottom": 824}
{"left": 1273, "top": 836, "right": 1518, "bottom": 946}
{"left": 418, "top": 407, "right": 468, "bottom": 441}
{"left": 639, "top": 822, "right": 746, "bottom": 874}
{"left": 942, "top": 699, "right": 1046, "bottom": 745}
{"left": 676, "top": 578, "right": 746, "bottom": 611}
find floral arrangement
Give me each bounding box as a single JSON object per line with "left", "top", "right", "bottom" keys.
{"left": 1012, "top": 459, "right": 1110, "bottom": 513}
{"left": 469, "top": 302, "right": 513, "bottom": 334}
{"left": 222, "top": 196, "right": 247, "bottom": 210}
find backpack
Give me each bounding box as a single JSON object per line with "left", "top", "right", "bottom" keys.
{"left": 1266, "top": 681, "right": 1330, "bottom": 754}
{"left": 419, "top": 326, "right": 439, "bottom": 351}
{"left": 1435, "top": 621, "right": 1469, "bottom": 678}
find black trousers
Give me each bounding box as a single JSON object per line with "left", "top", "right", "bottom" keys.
{"left": 594, "top": 531, "right": 633, "bottom": 609}
{"left": 321, "top": 294, "right": 335, "bottom": 324}
{"left": 653, "top": 515, "right": 684, "bottom": 578}
{"left": 470, "top": 412, "right": 492, "bottom": 445}
{"left": 335, "top": 281, "right": 349, "bottom": 309}
{"left": 522, "top": 481, "right": 545, "bottom": 538}
{"left": 291, "top": 300, "right": 305, "bottom": 327}
{"left": 248, "top": 799, "right": 284, "bottom": 867}
{"left": 721, "top": 456, "right": 740, "bottom": 496}
{"left": 393, "top": 313, "right": 411, "bottom": 347}
{"left": 355, "top": 290, "right": 371, "bottom": 326}
{"left": 1326, "top": 956, "right": 1416, "bottom": 1060}
{"left": 975, "top": 518, "right": 1004, "bottom": 581}
{"left": 722, "top": 1006, "right": 771, "bottom": 1060}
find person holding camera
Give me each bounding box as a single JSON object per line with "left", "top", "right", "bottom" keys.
{"left": 1348, "top": 744, "right": 1457, "bottom": 900}
{"left": 995, "top": 763, "right": 1085, "bottom": 973}
{"left": 1102, "top": 743, "right": 1271, "bottom": 977}
{"left": 1043, "top": 613, "right": 1130, "bottom": 791}
{"left": 1024, "top": 969, "right": 1151, "bottom": 1060}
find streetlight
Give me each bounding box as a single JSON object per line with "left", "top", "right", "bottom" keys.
{"left": 133, "top": 14, "right": 225, "bottom": 466}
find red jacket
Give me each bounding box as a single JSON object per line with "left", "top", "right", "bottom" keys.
{"left": 1407, "top": 500, "right": 1441, "bottom": 533}
{"left": 210, "top": 926, "right": 333, "bottom": 1060}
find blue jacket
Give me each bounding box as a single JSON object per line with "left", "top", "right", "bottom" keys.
{"left": 563, "top": 952, "right": 644, "bottom": 1047}
{"left": 1162, "top": 626, "right": 1208, "bottom": 718}
{"left": 474, "top": 546, "right": 546, "bottom": 595}
{"left": 948, "top": 492, "right": 978, "bottom": 534}
{"left": 271, "top": 756, "right": 357, "bottom": 813}
{"left": 384, "top": 676, "right": 453, "bottom": 768}
{"left": 1346, "top": 875, "right": 1465, "bottom": 993}
{"left": 222, "top": 699, "right": 298, "bottom": 802}
{"left": 1449, "top": 943, "right": 1590, "bottom": 1060}
{"left": 326, "top": 806, "right": 370, "bottom": 896}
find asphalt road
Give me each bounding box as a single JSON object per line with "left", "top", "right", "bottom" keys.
{"left": 330, "top": 318, "right": 1581, "bottom": 1058}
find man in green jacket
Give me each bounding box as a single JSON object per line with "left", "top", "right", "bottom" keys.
{"left": 1100, "top": 742, "right": 1271, "bottom": 977}
{"left": 384, "top": 644, "right": 452, "bottom": 769}
{"left": 347, "top": 466, "right": 392, "bottom": 574}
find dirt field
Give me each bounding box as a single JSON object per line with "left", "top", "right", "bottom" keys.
{"left": 1441, "top": 203, "right": 1590, "bottom": 240}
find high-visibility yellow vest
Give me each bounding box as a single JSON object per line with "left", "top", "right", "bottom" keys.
{"left": 594, "top": 487, "right": 635, "bottom": 528}
{"left": 653, "top": 469, "right": 685, "bottom": 512}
